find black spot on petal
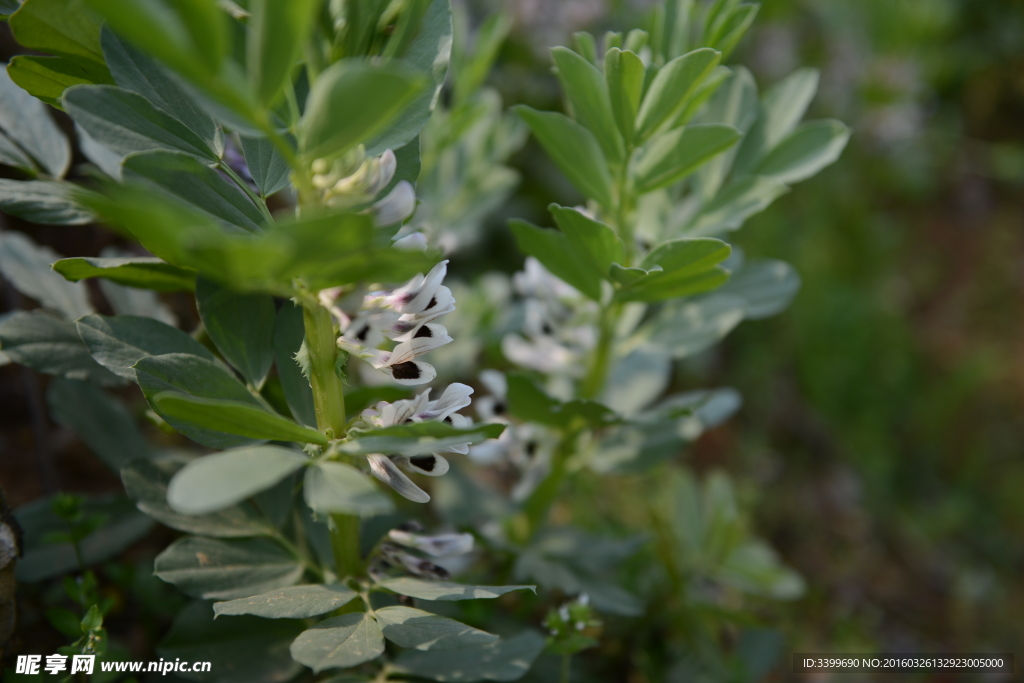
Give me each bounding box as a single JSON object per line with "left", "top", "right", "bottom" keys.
{"left": 355, "top": 325, "right": 370, "bottom": 342}
{"left": 493, "top": 402, "right": 506, "bottom": 415}
{"left": 410, "top": 455, "right": 436, "bottom": 472}
{"left": 397, "top": 520, "right": 424, "bottom": 533}
{"left": 426, "top": 296, "right": 437, "bottom": 310}
{"left": 443, "top": 416, "right": 453, "bottom": 424}
{"left": 391, "top": 361, "right": 421, "bottom": 380}
{"left": 414, "top": 325, "right": 433, "bottom": 338}
{"left": 525, "top": 441, "right": 538, "bottom": 458}
{"left": 541, "top": 322, "right": 554, "bottom": 335}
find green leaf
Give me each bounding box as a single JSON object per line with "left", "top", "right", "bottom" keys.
{"left": 376, "top": 577, "right": 535, "bottom": 601}
{"left": 391, "top": 631, "right": 546, "bottom": 682}
{"left": 375, "top": 606, "right": 497, "bottom": 651}
{"left": 299, "top": 60, "right": 425, "bottom": 161}
{"left": 0, "top": 230, "right": 92, "bottom": 318}
{"left": 694, "top": 66, "right": 758, "bottom": 198}
{"left": 53, "top": 256, "right": 196, "bottom": 291}
{"left": 717, "top": 258, "right": 800, "bottom": 319}
{"left": 635, "top": 48, "right": 720, "bottom": 142}
{"left": 365, "top": 0, "right": 453, "bottom": 155}
{"left": 63, "top": 85, "right": 218, "bottom": 161}
{"left": 101, "top": 26, "right": 220, "bottom": 153}
{"left": 687, "top": 175, "right": 788, "bottom": 236}
{"left": 158, "top": 601, "right": 304, "bottom": 683}
{"left": 505, "top": 373, "right": 560, "bottom": 425}
{"left": 707, "top": 3, "right": 758, "bottom": 59}
{"left": 637, "top": 293, "right": 746, "bottom": 359}
{"left": 166, "top": 445, "right": 308, "bottom": 515}
{"left": 273, "top": 301, "right": 316, "bottom": 426}
{"left": 240, "top": 134, "right": 292, "bottom": 197}
{"left": 551, "top": 46, "right": 622, "bottom": 163}
{"left": 719, "top": 540, "right": 805, "bottom": 599}
{"left": 549, "top": 203, "right": 624, "bottom": 277}
{"left": 639, "top": 237, "right": 732, "bottom": 273}
{"left": 76, "top": 313, "right": 216, "bottom": 379}
{"left": 513, "top": 106, "right": 613, "bottom": 207}
{"left": 47, "top": 378, "right": 151, "bottom": 472}
{"left": 0, "top": 310, "right": 120, "bottom": 384}
{"left": 248, "top": 0, "right": 318, "bottom": 106}
{"left": 453, "top": 11, "right": 511, "bottom": 102}
{"left": 508, "top": 219, "right": 602, "bottom": 301}
{"left": 753, "top": 119, "right": 850, "bottom": 184}
{"left": 303, "top": 462, "right": 394, "bottom": 517}
{"left": 732, "top": 67, "right": 818, "bottom": 175}
{"left": 608, "top": 263, "right": 648, "bottom": 287}
{"left": 151, "top": 391, "right": 328, "bottom": 445}
{"left": 0, "top": 67, "right": 71, "bottom": 177}
{"left": 290, "top": 612, "right": 385, "bottom": 672}
{"left": 7, "top": 55, "right": 114, "bottom": 108}
{"left": 600, "top": 347, "right": 671, "bottom": 416}
{"left": 0, "top": 129, "right": 37, "bottom": 173}
{"left": 215, "top": 584, "right": 358, "bottom": 619}
{"left": 9, "top": 0, "right": 106, "bottom": 64}
{"left": 154, "top": 536, "right": 304, "bottom": 600}
{"left": 633, "top": 123, "right": 740, "bottom": 193}
{"left": 123, "top": 151, "right": 265, "bottom": 233}
{"left": 196, "top": 277, "right": 275, "bottom": 386}
{"left": 614, "top": 268, "right": 730, "bottom": 303}
{"left": 0, "top": 179, "right": 94, "bottom": 225}
{"left": 604, "top": 48, "right": 645, "bottom": 144}
{"left": 14, "top": 494, "right": 153, "bottom": 582}
{"left": 133, "top": 352, "right": 267, "bottom": 448}
{"left": 122, "top": 456, "right": 274, "bottom": 538}
{"left": 341, "top": 422, "right": 505, "bottom": 457}
{"left": 84, "top": 0, "right": 229, "bottom": 86}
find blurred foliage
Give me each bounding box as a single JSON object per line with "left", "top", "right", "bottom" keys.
{"left": 459, "top": 0, "right": 1024, "bottom": 667}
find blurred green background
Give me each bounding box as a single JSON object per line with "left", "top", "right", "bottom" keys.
{"left": 473, "top": 0, "right": 1024, "bottom": 659}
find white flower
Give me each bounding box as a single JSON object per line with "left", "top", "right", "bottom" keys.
{"left": 388, "top": 528, "right": 474, "bottom": 557}
{"left": 373, "top": 180, "right": 417, "bottom": 226}
{"left": 313, "top": 148, "right": 397, "bottom": 209}
{"left": 358, "top": 384, "right": 474, "bottom": 502}
{"left": 333, "top": 261, "right": 455, "bottom": 385}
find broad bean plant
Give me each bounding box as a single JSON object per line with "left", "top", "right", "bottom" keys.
{"left": 0, "top": 0, "right": 848, "bottom": 680}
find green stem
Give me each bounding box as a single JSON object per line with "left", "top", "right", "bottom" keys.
{"left": 561, "top": 653, "right": 572, "bottom": 683}
{"left": 302, "top": 303, "right": 347, "bottom": 437}
{"left": 302, "top": 302, "right": 363, "bottom": 580}
{"left": 219, "top": 161, "right": 274, "bottom": 222}
{"left": 523, "top": 422, "right": 583, "bottom": 538}
{"left": 581, "top": 303, "right": 618, "bottom": 400}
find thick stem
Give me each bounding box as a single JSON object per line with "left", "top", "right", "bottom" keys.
{"left": 302, "top": 304, "right": 347, "bottom": 437}
{"left": 302, "top": 302, "right": 362, "bottom": 579}
{"left": 522, "top": 422, "right": 583, "bottom": 539}
{"left": 561, "top": 653, "right": 572, "bottom": 683}
{"left": 580, "top": 303, "right": 618, "bottom": 400}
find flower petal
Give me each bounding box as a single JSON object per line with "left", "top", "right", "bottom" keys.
{"left": 387, "top": 529, "right": 474, "bottom": 557}
{"left": 418, "top": 383, "right": 473, "bottom": 421}
{"left": 373, "top": 180, "right": 416, "bottom": 226}
{"left": 397, "top": 454, "right": 450, "bottom": 477}
{"left": 382, "top": 359, "right": 437, "bottom": 385}
{"left": 367, "top": 455, "right": 430, "bottom": 503}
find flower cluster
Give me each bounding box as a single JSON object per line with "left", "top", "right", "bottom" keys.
{"left": 310, "top": 146, "right": 416, "bottom": 226}
{"left": 326, "top": 260, "right": 454, "bottom": 385}
{"left": 357, "top": 383, "right": 474, "bottom": 502}
{"left": 369, "top": 521, "right": 475, "bottom": 582}
{"left": 501, "top": 257, "right": 597, "bottom": 377}
{"left": 470, "top": 370, "right": 557, "bottom": 501}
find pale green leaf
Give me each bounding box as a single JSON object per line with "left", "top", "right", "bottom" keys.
{"left": 290, "top": 612, "right": 385, "bottom": 672}
{"left": 0, "top": 67, "right": 71, "bottom": 176}
{"left": 54, "top": 256, "right": 196, "bottom": 291}
{"left": 166, "top": 445, "right": 308, "bottom": 515}
{"left": 513, "top": 106, "right": 613, "bottom": 207}
{"left": 392, "top": 631, "right": 546, "bottom": 683}
{"left": 155, "top": 536, "right": 304, "bottom": 600}
{"left": 753, "top": 119, "right": 850, "bottom": 184}
{"left": 635, "top": 48, "right": 720, "bottom": 142}
{"left": 508, "top": 219, "right": 601, "bottom": 301}
{"left": 0, "top": 230, "right": 92, "bottom": 318}
{"left": 0, "top": 310, "right": 120, "bottom": 384}
{"left": 215, "top": 584, "right": 358, "bottom": 619}
{"left": 248, "top": 0, "right": 319, "bottom": 106}
{"left": 376, "top": 577, "right": 536, "bottom": 602}
{"left": 375, "top": 606, "right": 498, "bottom": 651}
{"left": 604, "top": 48, "right": 645, "bottom": 144}
{"left": 77, "top": 313, "right": 216, "bottom": 379}
{"left": 151, "top": 391, "right": 328, "bottom": 445}
{"left": 552, "top": 46, "right": 622, "bottom": 163}
{"left": 549, "top": 203, "right": 624, "bottom": 277}
{"left": 633, "top": 123, "right": 740, "bottom": 193}
{"left": 0, "top": 179, "right": 94, "bottom": 225}
{"left": 303, "top": 462, "right": 394, "bottom": 517}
